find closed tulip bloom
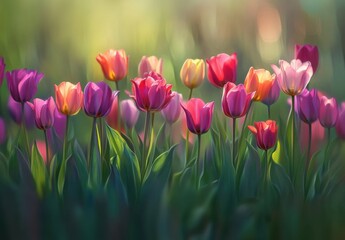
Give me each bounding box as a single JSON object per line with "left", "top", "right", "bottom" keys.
{"left": 244, "top": 67, "right": 275, "bottom": 101}
{"left": 55, "top": 82, "right": 83, "bottom": 115}
{"left": 28, "top": 97, "right": 56, "bottom": 130}
{"left": 319, "top": 96, "right": 338, "bottom": 128}
{"left": 261, "top": 77, "right": 280, "bottom": 106}
{"left": 180, "top": 59, "right": 205, "bottom": 89}
{"left": 271, "top": 59, "right": 313, "bottom": 96}
{"left": 120, "top": 99, "right": 139, "bottom": 129}
{"left": 222, "top": 82, "right": 254, "bottom": 119}
{"left": 336, "top": 103, "right": 345, "bottom": 140}
{"left": 295, "top": 44, "right": 319, "bottom": 73}
{"left": 130, "top": 72, "right": 174, "bottom": 112}
{"left": 6, "top": 69, "right": 44, "bottom": 103}
{"left": 96, "top": 49, "right": 128, "bottom": 81}
{"left": 248, "top": 120, "right": 278, "bottom": 150}
{"left": 0, "top": 118, "right": 6, "bottom": 144}
{"left": 138, "top": 56, "right": 163, "bottom": 77}
{"left": 84, "top": 82, "right": 118, "bottom": 118}
{"left": 161, "top": 92, "right": 182, "bottom": 124}
{"left": 52, "top": 110, "right": 66, "bottom": 140}
{"left": 8, "top": 96, "right": 35, "bottom": 128}
{"left": 296, "top": 89, "right": 320, "bottom": 124}
{"left": 206, "top": 53, "right": 237, "bottom": 88}
{"left": 0, "top": 57, "right": 5, "bottom": 87}
{"left": 181, "top": 98, "right": 214, "bottom": 135}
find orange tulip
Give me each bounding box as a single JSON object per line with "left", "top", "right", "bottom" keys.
{"left": 96, "top": 49, "right": 128, "bottom": 81}
{"left": 244, "top": 67, "right": 275, "bottom": 101}
{"left": 55, "top": 82, "right": 83, "bottom": 115}
{"left": 180, "top": 59, "right": 205, "bottom": 89}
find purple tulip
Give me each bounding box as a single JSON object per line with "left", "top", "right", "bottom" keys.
{"left": 161, "top": 92, "right": 182, "bottom": 124}
{"left": 319, "top": 96, "right": 338, "bottom": 128}
{"left": 8, "top": 96, "right": 35, "bottom": 128}
{"left": 0, "top": 118, "right": 6, "bottom": 144}
{"left": 51, "top": 110, "right": 66, "bottom": 140}
{"left": 336, "top": 102, "right": 345, "bottom": 140}
{"left": 296, "top": 89, "right": 320, "bottom": 124}
{"left": 28, "top": 97, "right": 56, "bottom": 130}
{"left": 6, "top": 69, "right": 43, "bottom": 103}
{"left": 295, "top": 44, "right": 319, "bottom": 73}
{"left": 0, "top": 57, "right": 5, "bottom": 87}
{"left": 84, "top": 81, "right": 119, "bottom": 118}
{"left": 120, "top": 99, "right": 139, "bottom": 129}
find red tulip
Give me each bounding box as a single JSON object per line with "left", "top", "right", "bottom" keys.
{"left": 319, "top": 96, "right": 338, "bottom": 128}
{"left": 295, "top": 44, "right": 319, "bottom": 73}
{"left": 222, "top": 82, "right": 254, "bottom": 119}
{"left": 248, "top": 120, "right": 278, "bottom": 150}
{"left": 96, "top": 49, "right": 128, "bottom": 82}
{"left": 206, "top": 53, "right": 237, "bottom": 88}
{"left": 181, "top": 98, "right": 214, "bottom": 135}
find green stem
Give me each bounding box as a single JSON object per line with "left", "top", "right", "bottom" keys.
{"left": 291, "top": 96, "right": 295, "bottom": 180}
{"left": 326, "top": 127, "right": 331, "bottom": 170}
{"left": 188, "top": 88, "right": 193, "bottom": 100}
{"left": 263, "top": 150, "right": 269, "bottom": 193}
{"left": 141, "top": 111, "right": 151, "bottom": 176}
{"left": 232, "top": 118, "right": 236, "bottom": 168}
{"left": 185, "top": 130, "right": 190, "bottom": 163}
{"left": 21, "top": 103, "right": 30, "bottom": 155}
{"left": 44, "top": 129, "right": 50, "bottom": 167}
{"left": 115, "top": 81, "right": 121, "bottom": 131}
{"left": 88, "top": 117, "right": 97, "bottom": 169}
{"left": 62, "top": 116, "right": 70, "bottom": 169}
{"left": 267, "top": 105, "right": 271, "bottom": 119}
{"left": 304, "top": 123, "right": 312, "bottom": 197}
{"left": 196, "top": 134, "right": 201, "bottom": 190}
{"left": 99, "top": 118, "right": 105, "bottom": 160}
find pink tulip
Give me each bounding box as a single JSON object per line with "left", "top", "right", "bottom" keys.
{"left": 222, "top": 82, "right": 254, "bottom": 119}
{"left": 55, "top": 82, "right": 83, "bottom": 115}
{"left": 138, "top": 56, "right": 163, "bottom": 77}
{"left": 271, "top": 59, "right": 313, "bottom": 96}
{"left": 161, "top": 92, "right": 182, "bottom": 124}
{"left": 181, "top": 98, "right": 214, "bottom": 135}
{"left": 84, "top": 81, "right": 118, "bottom": 118}
{"left": 0, "top": 57, "right": 5, "bottom": 87}
{"left": 28, "top": 97, "right": 56, "bottom": 130}
{"left": 336, "top": 102, "right": 345, "bottom": 140}
{"left": 0, "top": 118, "right": 6, "bottom": 144}
{"left": 6, "top": 69, "right": 44, "bottom": 103}
{"left": 206, "top": 53, "right": 237, "bottom": 88}
{"left": 248, "top": 120, "right": 278, "bottom": 150}
{"left": 120, "top": 99, "right": 139, "bottom": 129}
{"left": 130, "top": 72, "right": 174, "bottom": 112}
{"left": 96, "top": 49, "right": 128, "bottom": 82}
{"left": 261, "top": 77, "right": 280, "bottom": 106}
{"left": 319, "top": 96, "right": 338, "bottom": 128}
{"left": 296, "top": 89, "right": 320, "bottom": 124}
{"left": 8, "top": 96, "right": 35, "bottom": 128}
{"left": 295, "top": 44, "right": 319, "bottom": 73}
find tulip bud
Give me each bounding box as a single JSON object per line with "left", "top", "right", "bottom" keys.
{"left": 161, "top": 92, "right": 182, "bottom": 124}
{"left": 28, "top": 97, "right": 56, "bottom": 130}
{"left": 248, "top": 120, "right": 278, "bottom": 150}
{"left": 244, "top": 67, "right": 275, "bottom": 101}
{"left": 55, "top": 82, "right": 83, "bottom": 116}
{"left": 294, "top": 44, "right": 319, "bottom": 73}
{"left": 261, "top": 77, "right": 280, "bottom": 106}
{"left": 120, "top": 99, "right": 139, "bottom": 129}
{"left": 319, "top": 96, "right": 338, "bottom": 128}
{"left": 296, "top": 89, "right": 320, "bottom": 124}
{"left": 138, "top": 56, "right": 163, "bottom": 77}
{"left": 180, "top": 59, "right": 205, "bottom": 89}
{"left": 96, "top": 49, "right": 128, "bottom": 82}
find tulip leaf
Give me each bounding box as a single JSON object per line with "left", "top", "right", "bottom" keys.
{"left": 270, "top": 161, "right": 294, "bottom": 197}
{"left": 73, "top": 141, "right": 88, "bottom": 188}
{"left": 89, "top": 119, "right": 102, "bottom": 189}
{"left": 31, "top": 141, "right": 47, "bottom": 196}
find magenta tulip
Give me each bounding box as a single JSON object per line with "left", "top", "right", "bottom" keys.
{"left": 271, "top": 59, "right": 313, "bottom": 96}
{"left": 0, "top": 118, "right": 6, "bottom": 144}
{"left": 181, "top": 98, "right": 214, "bottom": 135}
{"left": 336, "top": 102, "right": 345, "bottom": 140}
{"left": 120, "top": 99, "right": 139, "bottom": 129}
{"left": 261, "top": 77, "right": 280, "bottom": 106}
{"left": 248, "top": 120, "right": 278, "bottom": 150}
{"left": 130, "top": 72, "right": 174, "bottom": 112}
{"left": 8, "top": 96, "right": 35, "bottom": 128}
{"left": 28, "top": 97, "right": 56, "bottom": 130}
{"left": 206, "top": 53, "right": 237, "bottom": 88}
{"left": 0, "top": 57, "right": 5, "bottom": 87}
{"left": 296, "top": 89, "right": 320, "bottom": 124}
{"left": 84, "top": 81, "right": 118, "bottom": 118}
{"left": 295, "top": 44, "right": 319, "bottom": 73}
{"left": 222, "top": 82, "right": 254, "bottom": 119}
{"left": 319, "top": 96, "right": 338, "bottom": 128}
{"left": 6, "top": 69, "right": 43, "bottom": 103}
{"left": 161, "top": 92, "right": 182, "bottom": 124}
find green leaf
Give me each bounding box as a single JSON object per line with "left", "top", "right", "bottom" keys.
{"left": 31, "top": 141, "right": 47, "bottom": 196}
{"left": 89, "top": 120, "right": 102, "bottom": 189}
{"left": 270, "top": 161, "right": 294, "bottom": 197}
{"left": 73, "top": 141, "right": 88, "bottom": 188}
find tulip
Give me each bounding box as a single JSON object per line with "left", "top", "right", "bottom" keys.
{"left": 295, "top": 44, "right": 319, "bottom": 73}
{"left": 319, "top": 96, "right": 338, "bottom": 129}
{"left": 138, "top": 56, "right": 163, "bottom": 77}
{"left": 84, "top": 82, "right": 118, "bottom": 118}
{"left": 271, "top": 59, "right": 313, "bottom": 97}
{"left": 96, "top": 49, "right": 128, "bottom": 82}
{"left": 180, "top": 59, "right": 205, "bottom": 95}
{"left": 0, "top": 57, "right": 5, "bottom": 87}
{"left": 296, "top": 89, "right": 320, "bottom": 124}
{"left": 36, "top": 140, "right": 49, "bottom": 164}
{"left": 161, "top": 92, "right": 182, "bottom": 124}
{"left": 55, "top": 82, "right": 83, "bottom": 116}
{"left": 6, "top": 69, "right": 44, "bottom": 103}
{"left": 130, "top": 72, "right": 174, "bottom": 112}
{"left": 248, "top": 120, "right": 278, "bottom": 150}
{"left": 222, "top": 82, "right": 254, "bottom": 119}
{"left": 261, "top": 77, "right": 280, "bottom": 106}
{"left": 106, "top": 95, "right": 122, "bottom": 131}
{"left": 244, "top": 67, "right": 276, "bottom": 103}
{"left": 181, "top": 98, "right": 214, "bottom": 135}
{"left": 52, "top": 110, "right": 67, "bottom": 140}
{"left": 28, "top": 97, "right": 56, "bottom": 130}
{"left": 120, "top": 99, "right": 139, "bottom": 129}
{"left": 0, "top": 118, "right": 6, "bottom": 144}
{"left": 206, "top": 53, "right": 237, "bottom": 88}
{"left": 8, "top": 96, "right": 35, "bottom": 128}
{"left": 336, "top": 102, "right": 345, "bottom": 140}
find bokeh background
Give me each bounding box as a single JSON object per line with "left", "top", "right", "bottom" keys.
{"left": 0, "top": 0, "right": 345, "bottom": 141}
